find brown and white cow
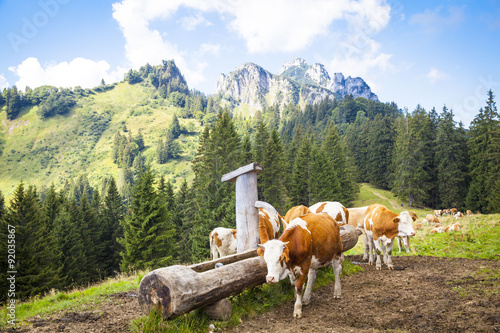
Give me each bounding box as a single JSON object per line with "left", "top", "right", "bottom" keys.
{"left": 363, "top": 204, "right": 416, "bottom": 270}
{"left": 346, "top": 206, "right": 370, "bottom": 258}
{"left": 466, "top": 210, "right": 473, "bottom": 216}
{"left": 309, "top": 201, "right": 349, "bottom": 226}
{"left": 258, "top": 213, "right": 343, "bottom": 318}
{"left": 454, "top": 212, "right": 464, "bottom": 219}
{"left": 255, "top": 201, "right": 286, "bottom": 244}
{"left": 425, "top": 214, "right": 440, "bottom": 226}
{"left": 209, "top": 227, "right": 237, "bottom": 260}
{"left": 450, "top": 208, "right": 458, "bottom": 215}
{"left": 283, "top": 205, "right": 312, "bottom": 229}
{"left": 445, "top": 222, "right": 462, "bottom": 232}
{"left": 433, "top": 209, "right": 443, "bottom": 217}
{"left": 429, "top": 226, "right": 445, "bottom": 234}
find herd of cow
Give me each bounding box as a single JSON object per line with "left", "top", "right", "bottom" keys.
{"left": 208, "top": 201, "right": 433, "bottom": 318}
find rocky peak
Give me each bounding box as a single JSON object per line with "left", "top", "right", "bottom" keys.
{"left": 279, "top": 58, "right": 307, "bottom": 75}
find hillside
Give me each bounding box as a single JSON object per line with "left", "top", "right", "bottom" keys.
{"left": 0, "top": 81, "right": 202, "bottom": 199}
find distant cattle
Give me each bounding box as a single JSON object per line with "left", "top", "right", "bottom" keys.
{"left": 466, "top": 210, "right": 473, "bottom": 216}
{"left": 442, "top": 209, "right": 450, "bottom": 215}
{"left": 283, "top": 205, "right": 311, "bottom": 229}
{"left": 209, "top": 227, "right": 237, "bottom": 260}
{"left": 454, "top": 212, "right": 464, "bottom": 219}
{"left": 433, "top": 210, "right": 442, "bottom": 217}
{"left": 258, "top": 213, "right": 342, "bottom": 318}
{"left": 445, "top": 222, "right": 462, "bottom": 232}
{"left": 429, "top": 226, "right": 445, "bottom": 234}
{"left": 450, "top": 208, "right": 458, "bottom": 215}
{"left": 309, "top": 201, "right": 349, "bottom": 226}
{"left": 363, "top": 204, "right": 416, "bottom": 270}
{"left": 425, "top": 214, "right": 440, "bottom": 225}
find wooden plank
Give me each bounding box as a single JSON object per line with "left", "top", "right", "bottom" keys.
{"left": 188, "top": 249, "right": 258, "bottom": 273}
{"left": 221, "top": 162, "right": 263, "bottom": 183}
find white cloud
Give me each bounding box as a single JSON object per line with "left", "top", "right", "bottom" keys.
{"left": 111, "top": 0, "right": 393, "bottom": 88}
{"left": 427, "top": 67, "right": 451, "bottom": 84}
{"left": 9, "top": 57, "right": 125, "bottom": 90}
{"left": 0, "top": 74, "right": 9, "bottom": 90}
{"left": 199, "top": 43, "right": 221, "bottom": 56}
{"left": 179, "top": 13, "right": 212, "bottom": 31}
{"left": 410, "top": 6, "right": 464, "bottom": 34}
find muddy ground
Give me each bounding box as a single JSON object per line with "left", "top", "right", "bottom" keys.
{"left": 9, "top": 255, "right": 500, "bottom": 333}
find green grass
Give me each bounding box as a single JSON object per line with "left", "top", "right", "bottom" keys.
{"left": 0, "top": 271, "right": 142, "bottom": 329}
{"left": 0, "top": 82, "right": 202, "bottom": 201}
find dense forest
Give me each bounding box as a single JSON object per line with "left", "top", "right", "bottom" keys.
{"left": 1, "top": 60, "right": 499, "bottom": 301}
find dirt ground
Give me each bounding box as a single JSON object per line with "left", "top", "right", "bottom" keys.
{"left": 9, "top": 255, "right": 500, "bottom": 333}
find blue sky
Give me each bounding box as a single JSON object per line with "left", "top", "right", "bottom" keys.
{"left": 1, "top": 0, "right": 499, "bottom": 127}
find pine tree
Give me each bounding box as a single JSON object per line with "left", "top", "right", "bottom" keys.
{"left": 365, "top": 115, "right": 395, "bottom": 190}
{"left": 309, "top": 142, "right": 340, "bottom": 204}
{"left": 119, "top": 166, "right": 175, "bottom": 271}
{"left": 466, "top": 90, "right": 500, "bottom": 213}
{"left": 100, "top": 177, "right": 124, "bottom": 276}
{"left": 79, "top": 193, "right": 102, "bottom": 281}
{"left": 261, "top": 129, "right": 288, "bottom": 214}
{"left": 289, "top": 134, "right": 313, "bottom": 206}
{"left": 253, "top": 121, "right": 270, "bottom": 200}
{"left": 435, "top": 107, "right": 469, "bottom": 209}
{"left": 322, "top": 122, "right": 358, "bottom": 204}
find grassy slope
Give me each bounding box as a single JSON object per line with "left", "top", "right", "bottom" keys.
{"left": 0, "top": 83, "right": 201, "bottom": 200}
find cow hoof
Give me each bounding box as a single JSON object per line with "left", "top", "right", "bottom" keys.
{"left": 388, "top": 265, "right": 394, "bottom": 270}
{"left": 362, "top": 255, "right": 368, "bottom": 261}
{"left": 293, "top": 311, "right": 302, "bottom": 319}
{"left": 376, "top": 265, "right": 382, "bottom": 270}
{"left": 333, "top": 294, "right": 341, "bottom": 299}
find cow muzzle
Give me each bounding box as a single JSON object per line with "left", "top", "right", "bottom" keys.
{"left": 266, "top": 276, "right": 278, "bottom": 284}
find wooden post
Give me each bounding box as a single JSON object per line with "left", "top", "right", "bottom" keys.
{"left": 221, "top": 162, "right": 263, "bottom": 253}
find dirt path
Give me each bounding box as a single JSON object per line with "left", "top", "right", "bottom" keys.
{"left": 224, "top": 255, "right": 500, "bottom": 333}
{"left": 372, "top": 191, "right": 400, "bottom": 210}
{"left": 14, "top": 256, "right": 500, "bottom": 333}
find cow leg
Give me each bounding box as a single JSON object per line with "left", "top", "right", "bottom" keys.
{"left": 302, "top": 268, "right": 317, "bottom": 306}
{"left": 366, "top": 234, "right": 375, "bottom": 265}
{"left": 293, "top": 274, "right": 308, "bottom": 318}
{"left": 332, "top": 258, "right": 342, "bottom": 298}
{"left": 373, "top": 239, "right": 383, "bottom": 270}
{"left": 405, "top": 236, "right": 410, "bottom": 253}
{"left": 396, "top": 236, "right": 402, "bottom": 253}
{"left": 386, "top": 240, "right": 394, "bottom": 270}
{"left": 210, "top": 247, "right": 218, "bottom": 260}
{"left": 362, "top": 233, "right": 370, "bottom": 261}
{"left": 381, "top": 241, "right": 388, "bottom": 264}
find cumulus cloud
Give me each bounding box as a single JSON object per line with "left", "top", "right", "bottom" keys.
{"left": 0, "top": 74, "right": 9, "bottom": 90}
{"left": 9, "top": 57, "right": 125, "bottom": 90}
{"left": 427, "top": 67, "right": 451, "bottom": 84}
{"left": 111, "top": 0, "right": 393, "bottom": 87}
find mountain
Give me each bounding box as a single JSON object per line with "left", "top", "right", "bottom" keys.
{"left": 215, "top": 58, "right": 378, "bottom": 115}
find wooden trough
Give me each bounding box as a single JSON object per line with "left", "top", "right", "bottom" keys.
{"left": 138, "top": 225, "right": 360, "bottom": 319}
{"left": 138, "top": 162, "right": 361, "bottom": 319}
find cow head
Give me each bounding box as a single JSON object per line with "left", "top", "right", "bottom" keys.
{"left": 396, "top": 211, "right": 416, "bottom": 237}
{"left": 258, "top": 240, "right": 290, "bottom": 284}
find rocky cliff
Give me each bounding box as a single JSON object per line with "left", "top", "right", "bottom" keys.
{"left": 214, "top": 58, "right": 378, "bottom": 114}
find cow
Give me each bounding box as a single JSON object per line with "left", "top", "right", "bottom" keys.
{"left": 347, "top": 206, "right": 370, "bottom": 259}
{"left": 466, "top": 210, "right": 473, "bottom": 216}
{"left": 425, "top": 214, "right": 440, "bottom": 226}
{"left": 283, "top": 205, "right": 312, "bottom": 229}
{"left": 430, "top": 226, "right": 445, "bottom": 234}
{"left": 396, "top": 212, "right": 418, "bottom": 253}
{"left": 255, "top": 201, "right": 286, "bottom": 244}
{"left": 450, "top": 208, "right": 458, "bottom": 215}
{"left": 454, "top": 212, "right": 464, "bottom": 219}
{"left": 445, "top": 222, "right": 462, "bottom": 232}
{"left": 209, "top": 227, "right": 237, "bottom": 260}
{"left": 433, "top": 209, "right": 442, "bottom": 217}
{"left": 309, "top": 201, "right": 349, "bottom": 226}
{"left": 442, "top": 209, "right": 450, "bottom": 215}
{"left": 363, "top": 204, "right": 416, "bottom": 270}
{"left": 257, "top": 213, "right": 342, "bottom": 318}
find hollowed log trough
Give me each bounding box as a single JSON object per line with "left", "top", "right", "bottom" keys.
{"left": 138, "top": 224, "right": 360, "bottom": 320}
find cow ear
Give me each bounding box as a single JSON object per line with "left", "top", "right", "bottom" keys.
{"left": 280, "top": 248, "right": 290, "bottom": 264}
{"left": 257, "top": 244, "right": 265, "bottom": 257}
{"left": 411, "top": 215, "right": 417, "bottom": 222}
{"left": 393, "top": 217, "right": 400, "bottom": 224}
